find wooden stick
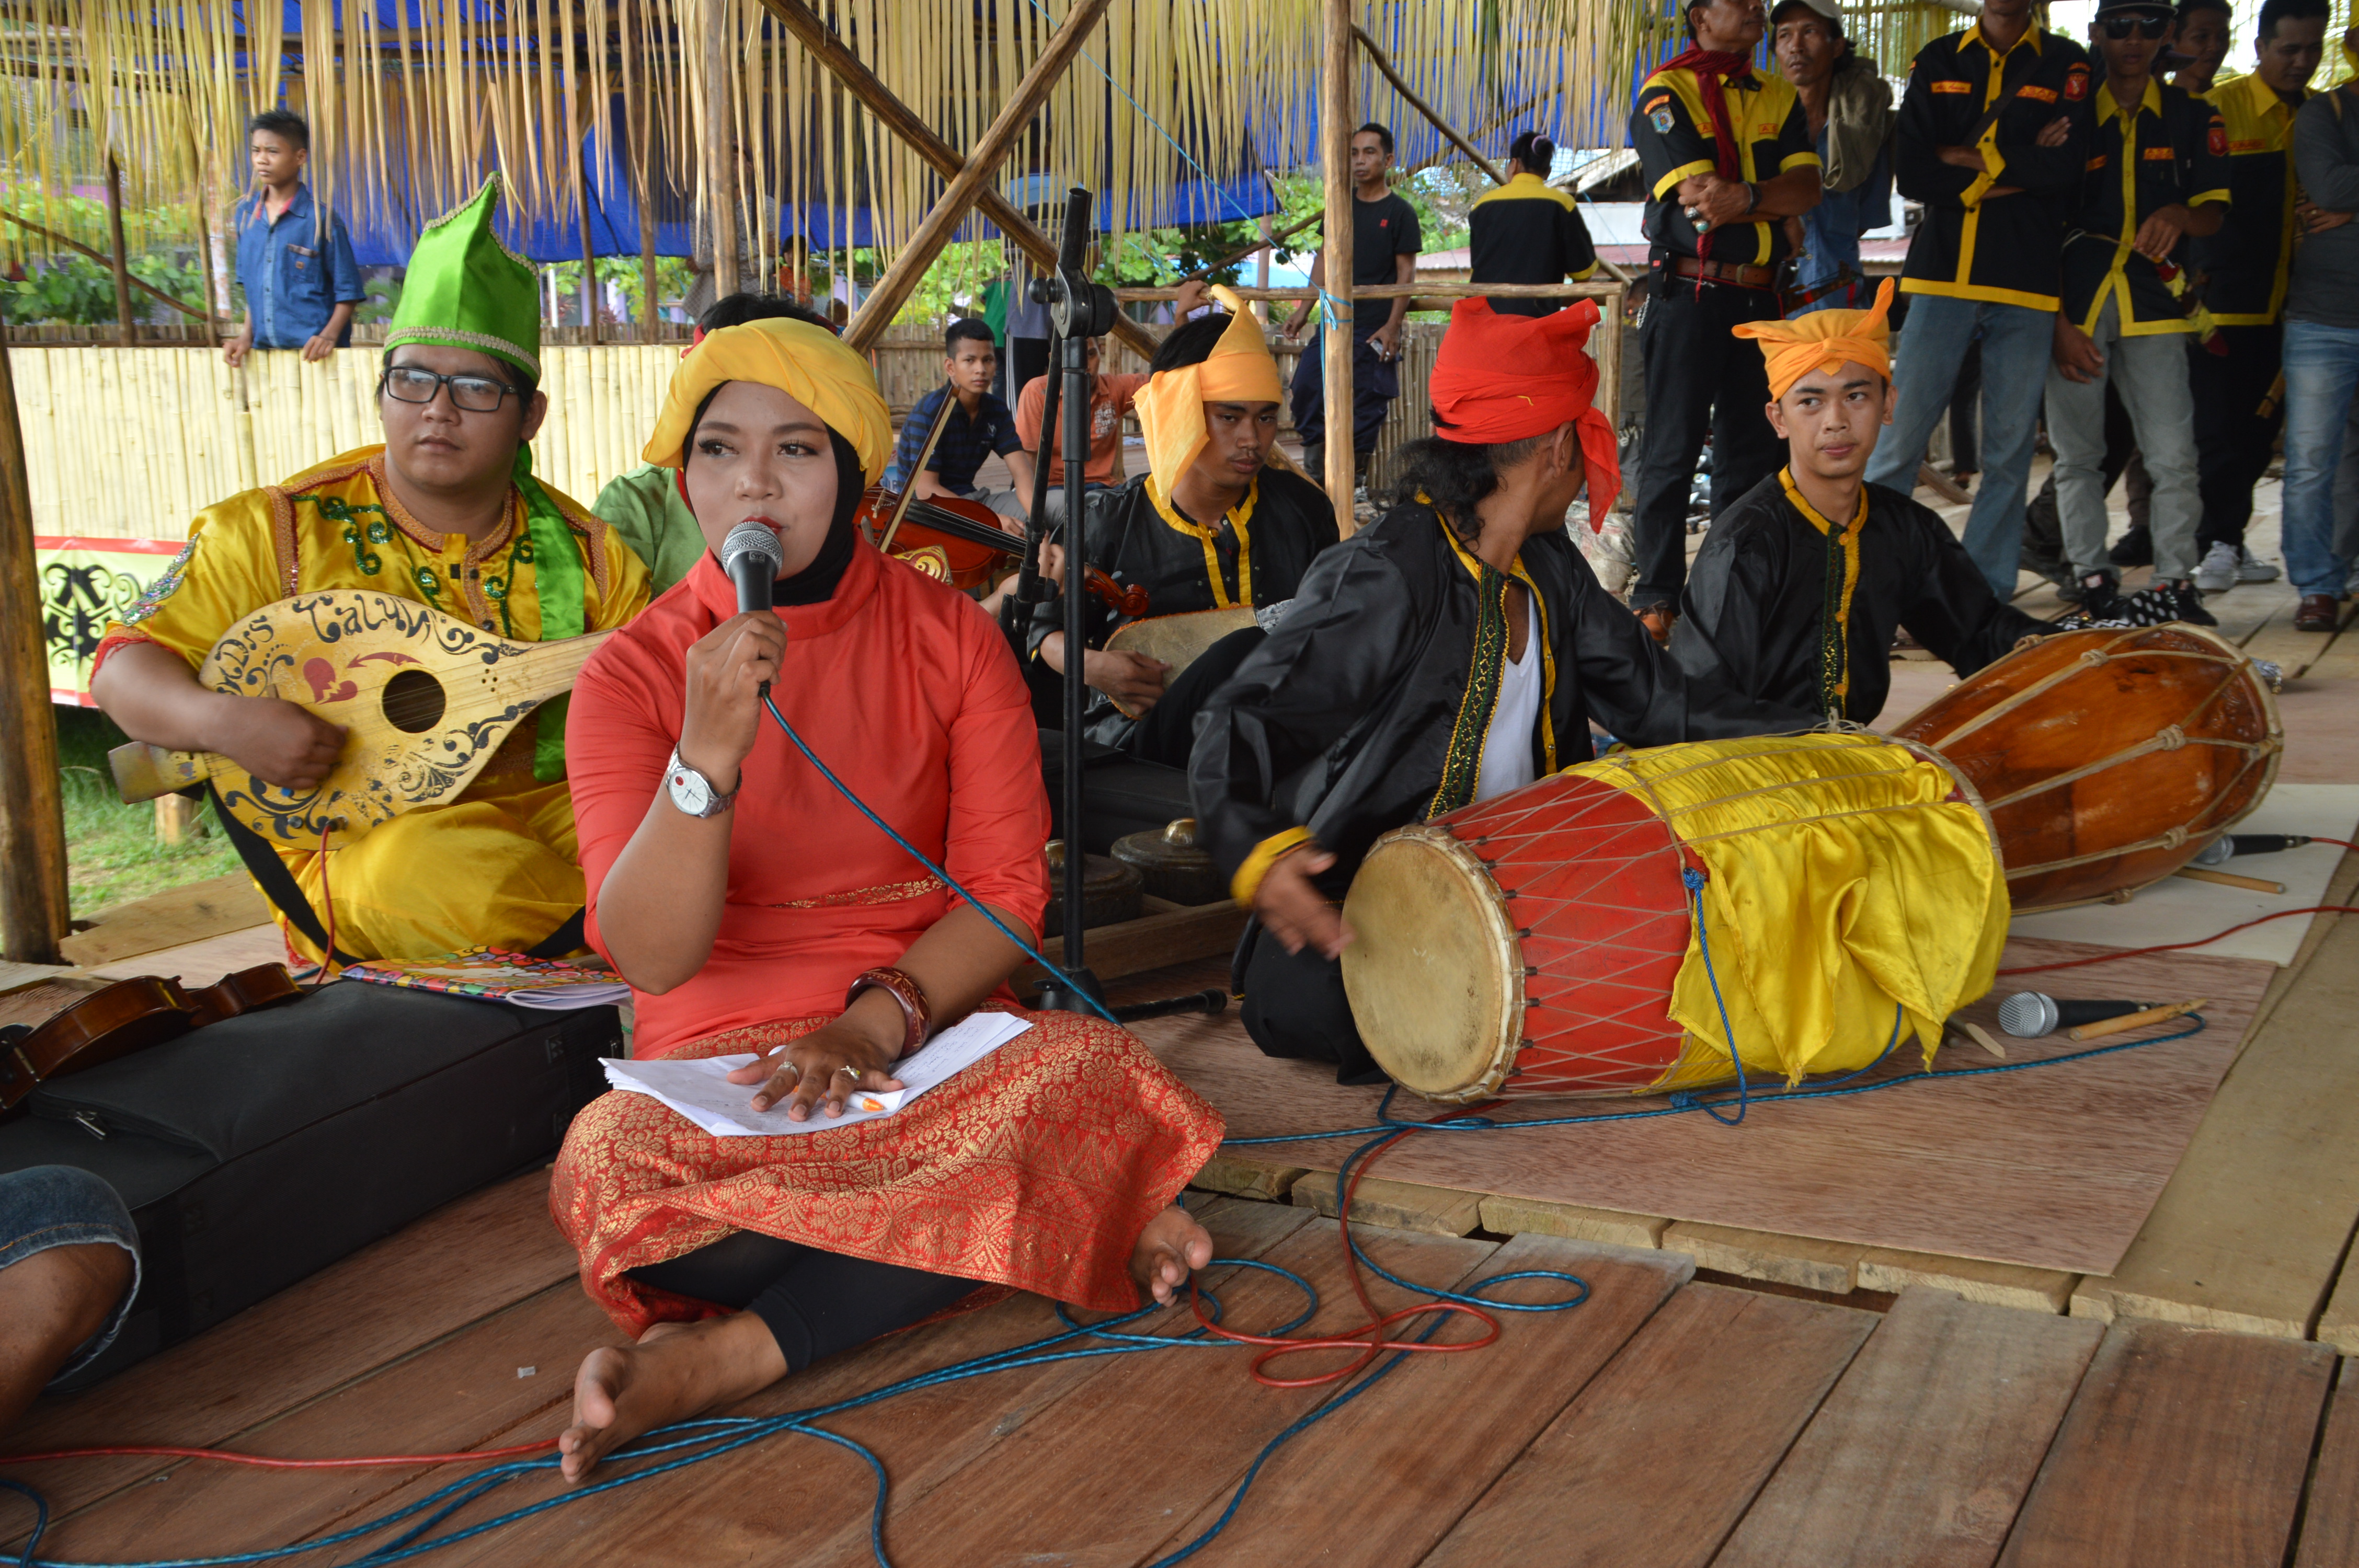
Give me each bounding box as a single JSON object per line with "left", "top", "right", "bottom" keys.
{"left": 2173, "top": 866, "right": 2287, "bottom": 895}
{"left": 0, "top": 337, "right": 71, "bottom": 962}
{"left": 104, "top": 156, "right": 138, "bottom": 344}
{"left": 846, "top": 0, "right": 1114, "bottom": 350}
{"left": 189, "top": 131, "right": 220, "bottom": 348}
{"left": 1177, "top": 209, "right": 1322, "bottom": 287}
{"left": 1352, "top": 25, "right": 1505, "bottom": 186}
{"left": 0, "top": 210, "right": 208, "bottom": 322}
{"left": 1320, "top": 0, "right": 1356, "bottom": 526}
{"left": 2068, "top": 998, "right": 2207, "bottom": 1042}
{"left": 754, "top": 0, "right": 1156, "bottom": 360}
{"left": 702, "top": 5, "right": 738, "bottom": 301}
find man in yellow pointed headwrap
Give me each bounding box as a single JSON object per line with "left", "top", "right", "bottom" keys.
{"left": 1669, "top": 276, "right": 2054, "bottom": 724}
{"left": 1023, "top": 286, "right": 1339, "bottom": 767}
{"left": 90, "top": 176, "right": 651, "bottom": 967}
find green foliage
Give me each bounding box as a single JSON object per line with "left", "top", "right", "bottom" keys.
{"left": 354, "top": 273, "right": 400, "bottom": 326}
{"left": 544, "top": 255, "right": 694, "bottom": 322}
{"left": 52, "top": 707, "right": 239, "bottom": 917}
{"left": 0, "top": 191, "right": 212, "bottom": 325}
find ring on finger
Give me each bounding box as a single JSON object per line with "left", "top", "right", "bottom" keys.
{"left": 835, "top": 1064, "right": 859, "bottom": 1079}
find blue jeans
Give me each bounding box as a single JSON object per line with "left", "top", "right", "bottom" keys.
{"left": 1866, "top": 294, "right": 2055, "bottom": 597}
{"left": 1, "top": 1166, "right": 140, "bottom": 1387}
{"left": 2279, "top": 318, "right": 2359, "bottom": 597}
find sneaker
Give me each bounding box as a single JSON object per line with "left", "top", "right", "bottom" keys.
{"left": 2237, "top": 547, "right": 2282, "bottom": 584}
{"left": 2141, "top": 579, "right": 2219, "bottom": 627}
{"left": 2109, "top": 525, "right": 2155, "bottom": 568}
{"left": 2194, "top": 540, "right": 2241, "bottom": 594}
{"left": 2063, "top": 573, "right": 2125, "bottom": 624}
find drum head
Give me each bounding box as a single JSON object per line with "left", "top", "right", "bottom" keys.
{"left": 1340, "top": 824, "right": 1522, "bottom": 1102}
{"left": 1104, "top": 609, "right": 1261, "bottom": 717}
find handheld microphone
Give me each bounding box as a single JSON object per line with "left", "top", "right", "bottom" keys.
{"left": 722, "top": 521, "right": 785, "bottom": 616}
{"left": 2192, "top": 833, "right": 2315, "bottom": 867}
{"left": 1997, "top": 992, "right": 2160, "bottom": 1038}
{"left": 721, "top": 521, "right": 787, "bottom": 697}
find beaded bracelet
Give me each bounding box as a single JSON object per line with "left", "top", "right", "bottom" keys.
{"left": 845, "top": 966, "right": 932, "bottom": 1058}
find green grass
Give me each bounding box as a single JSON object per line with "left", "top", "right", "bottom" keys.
{"left": 53, "top": 706, "right": 242, "bottom": 918}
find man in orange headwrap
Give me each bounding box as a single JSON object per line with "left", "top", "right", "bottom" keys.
{"left": 1023, "top": 286, "right": 1337, "bottom": 767}
{"left": 1192, "top": 297, "right": 1773, "bottom": 1082}
{"left": 1670, "top": 278, "right": 2053, "bottom": 724}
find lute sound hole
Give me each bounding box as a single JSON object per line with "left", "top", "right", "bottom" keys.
{"left": 380, "top": 667, "right": 449, "bottom": 733}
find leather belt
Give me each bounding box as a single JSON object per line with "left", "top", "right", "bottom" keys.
{"left": 1667, "top": 255, "right": 1779, "bottom": 292}
{"left": 1783, "top": 266, "right": 1863, "bottom": 312}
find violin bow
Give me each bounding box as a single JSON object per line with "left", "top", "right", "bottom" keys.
{"left": 877, "top": 379, "right": 958, "bottom": 557}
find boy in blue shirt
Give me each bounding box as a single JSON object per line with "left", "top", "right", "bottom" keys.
{"left": 223, "top": 110, "right": 365, "bottom": 367}
{"left": 882, "top": 318, "right": 1036, "bottom": 520}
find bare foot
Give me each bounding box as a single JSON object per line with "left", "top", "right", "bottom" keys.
{"left": 1131, "top": 1204, "right": 1214, "bottom": 1307}
{"left": 557, "top": 1312, "right": 787, "bottom": 1482}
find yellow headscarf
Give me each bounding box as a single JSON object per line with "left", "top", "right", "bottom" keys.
{"left": 643, "top": 317, "right": 892, "bottom": 483}
{"left": 1133, "top": 285, "right": 1287, "bottom": 491}
{"left": 1732, "top": 277, "right": 1897, "bottom": 401}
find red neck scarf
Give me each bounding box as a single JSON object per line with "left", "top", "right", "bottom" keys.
{"left": 1658, "top": 44, "right": 1751, "bottom": 262}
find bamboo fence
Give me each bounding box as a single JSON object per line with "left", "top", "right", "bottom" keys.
{"left": 9, "top": 316, "right": 1509, "bottom": 540}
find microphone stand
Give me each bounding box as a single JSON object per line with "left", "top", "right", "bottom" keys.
{"left": 1032, "top": 186, "right": 1116, "bottom": 1017}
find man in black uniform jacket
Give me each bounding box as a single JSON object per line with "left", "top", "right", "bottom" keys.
{"left": 1863, "top": 0, "right": 2093, "bottom": 598}
{"left": 1192, "top": 298, "right": 1766, "bottom": 1081}
{"left": 1626, "top": 0, "right": 1824, "bottom": 639}
{"left": 1467, "top": 130, "right": 1598, "bottom": 318}
{"left": 1673, "top": 279, "right": 2052, "bottom": 723}
{"left": 1027, "top": 286, "right": 1337, "bottom": 768}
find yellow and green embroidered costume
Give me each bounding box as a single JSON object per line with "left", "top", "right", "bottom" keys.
{"left": 99, "top": 176, "right": 651, "bottom": 965}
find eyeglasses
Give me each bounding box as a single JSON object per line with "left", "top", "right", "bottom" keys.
{"left": 2099, "top": 15, "right": 2171, "bottom": 39}
{"left": 378, "top": 365, "right": 520, "bottom": 412}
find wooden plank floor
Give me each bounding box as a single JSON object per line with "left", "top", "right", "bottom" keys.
{"left": 8, "top": 1176, "right": 2355, "bottom": 1566}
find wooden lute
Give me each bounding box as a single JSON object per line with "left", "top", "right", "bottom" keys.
{"left": 108, "top": 590, "right": 613, "bottom": 849}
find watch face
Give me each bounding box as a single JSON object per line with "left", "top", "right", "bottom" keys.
{"left": 669, "top": 760, "right": 712, "bottom": 816}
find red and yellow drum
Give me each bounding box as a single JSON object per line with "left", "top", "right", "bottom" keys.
{"left": 1889, "top": 625, "right": 2281, "bottom": 911}
{"left": 1338, "top": 734, "right": 2008, "bottom": 1103}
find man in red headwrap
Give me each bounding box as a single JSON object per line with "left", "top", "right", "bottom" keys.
{"left": 1190, "top": 298, "right": 1777, "bottom": 1082}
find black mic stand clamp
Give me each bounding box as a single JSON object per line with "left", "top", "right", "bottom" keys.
{"left": 1029, "top": 186, "right": 1123, "bottom": 1020}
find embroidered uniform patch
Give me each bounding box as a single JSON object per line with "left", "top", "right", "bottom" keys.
{"left": 2208, "top": 123, "right": 2229, "bottom": 157}
{"left": 1931, "top": 79, "right": 1972, "bottom": 94}
{"left": 1651, "top": 105, "right": 1678, "bottom": 133}
{"left": 2019, "top": 84, "right": 2058, "bottom": 103}
{"left": 2065, "top": 65, "right": 2091, "bottom": 101}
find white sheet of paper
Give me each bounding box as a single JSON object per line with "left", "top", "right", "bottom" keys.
{"left": 599, "top": 1010, "right": 1034, "bottom": 1137}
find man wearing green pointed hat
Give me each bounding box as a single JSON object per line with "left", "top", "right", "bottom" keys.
{"left": 92, "top": 176, "right": 651, "bottom": 969}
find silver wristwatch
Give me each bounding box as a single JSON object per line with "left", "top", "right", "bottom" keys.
{"left": 665, "top": 747, "right": 737, "bottom": 818}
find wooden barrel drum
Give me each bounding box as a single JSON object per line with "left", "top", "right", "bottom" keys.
{"left": 1889, "top": 625, "right": 2281, "bottom": 911}
{"left": 1338, "top": 735, "right": 1999, "bottom": 1102}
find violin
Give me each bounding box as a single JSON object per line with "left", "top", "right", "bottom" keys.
{"left": 853, "top": 485, "right": 1149, "bottom": 618}
{"left": 0, "top": 964, "right": 302, "bottom": 1117}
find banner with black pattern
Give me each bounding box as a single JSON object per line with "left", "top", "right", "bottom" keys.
{"left": 36, "top": 536, "right": 191, "bottom": 705}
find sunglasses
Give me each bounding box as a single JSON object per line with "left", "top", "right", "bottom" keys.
{"left": 2099, "top": 15, "right": 2171, "bottom": 39}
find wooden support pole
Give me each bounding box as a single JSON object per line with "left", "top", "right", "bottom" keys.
{"left": 845, "top": 0, "right": 1113, "bottom": 351}
{"left": 1352, "top": 25, "right": 1505, "bottom": 185}
{"left": 636, "top": 87, "right": 660, "bottom": 342}
{"left": 577, "top": 183, "right": 601, "bottom": 345}
{"left": 190, "top": 134, "right": 221, "bottom": 344}
{"left": 756, "top": 0, "right": 1156, "bottom": 359}
{"left": 702, "top": 2, "right": 739, "bottom": 300}
{"left": 1319, "top": 0, "right": 1357, "bottom": 523}
{"left": 104, "top": 156, "right": 137, "bottom": 344}
{"left": 0, "top": 341, "right": 71, "bottom": 963}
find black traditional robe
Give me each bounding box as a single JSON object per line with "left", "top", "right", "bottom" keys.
{"left": 1673, "top": 471, "right": 2053, "bottom": 724}
{"left": 1192, "top": 500, "right": 1769, "bottom": 898}
{"left": 1025, "top": 464, "right": 1338, "bottom": 751}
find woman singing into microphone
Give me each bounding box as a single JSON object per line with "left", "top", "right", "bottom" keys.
{"left": 549, "top": 305, "right": 1222, "bottom": 1480}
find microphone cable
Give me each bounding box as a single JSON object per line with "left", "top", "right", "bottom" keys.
{"left": 761, "top": 693, "right": 1120, "bottom": 1027}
